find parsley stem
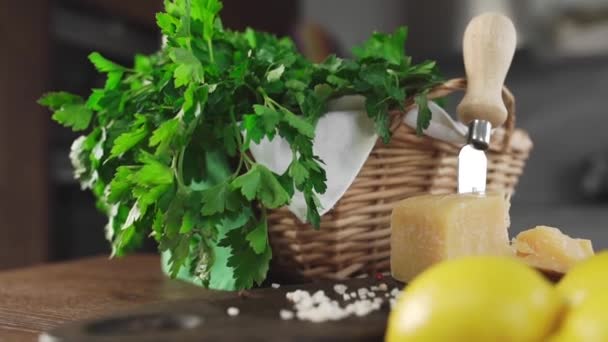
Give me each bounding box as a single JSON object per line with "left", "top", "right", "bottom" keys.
{"left": 207, "top": 39, "right": 214, "bottom": 63}
{"left": 229, "top": 108, "right": 246, "bottom": 177}
{"left": 262, "top": 93, "right": 295, "bottom": 115}
{"left": 243, "top": 153, "right": 255, "bottom": 166}
{"left": 173, "top": 147, "right": 187, "bottom": 191}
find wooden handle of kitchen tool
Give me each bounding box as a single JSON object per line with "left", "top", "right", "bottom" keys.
{"left": 457, "top": 13, "right": 516, "bottom": 128}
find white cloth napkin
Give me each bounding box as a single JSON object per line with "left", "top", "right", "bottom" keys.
{"left": 248, "top": 98, "right": 468, "bottom": 222}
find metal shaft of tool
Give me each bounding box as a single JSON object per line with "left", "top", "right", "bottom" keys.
{"left": 467, "top": 119, "right": 492, "bottom": 151}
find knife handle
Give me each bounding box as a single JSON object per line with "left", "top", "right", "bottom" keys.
{"left": 457, "top": 13, "right": 516, "bottom": 128}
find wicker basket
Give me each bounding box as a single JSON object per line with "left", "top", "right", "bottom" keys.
{"left": 267, "top": 78, "right": 533, "bottom": 281}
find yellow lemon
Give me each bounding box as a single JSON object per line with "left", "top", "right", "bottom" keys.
{"left": 386, "top": 256, "right": 564, "bottom": 342}
{"left": 550, "top": 293, "right": 608, "bottom": 342}
{"left": 556, "top": 251, "right": 608, "bottom": 307}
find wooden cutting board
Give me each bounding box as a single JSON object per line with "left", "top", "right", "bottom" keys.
{"left": 41, "top": 277, "right": 403, "bottom": 342}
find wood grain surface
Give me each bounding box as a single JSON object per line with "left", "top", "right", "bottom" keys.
{"left": 0, "top": 254, "right": 561, "bottom": 342}
{"left": 43, "top": 276, "right": 401, "bottom": 342}
{"left": 0, "top": 255, "right": 400, "bottom": 342}
{"left": 0, "top": 255, "right": 222, "bottom": 341}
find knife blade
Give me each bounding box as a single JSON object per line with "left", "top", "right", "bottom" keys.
{"left": 458, "top": 120, "right": 490, "bottom": 193}
{"left": 456, "top": 13, "right": 517, "bottom": 194}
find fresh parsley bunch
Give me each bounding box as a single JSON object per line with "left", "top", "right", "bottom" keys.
{"left": 39, "top": 0, "right": 441, "bottom": 290}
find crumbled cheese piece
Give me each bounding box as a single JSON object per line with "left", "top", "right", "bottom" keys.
{"left": 378, "top": 283, "right": 388, "bottom": 291}
{"left": 271, "top": 283, "right": 281, "bottom": 289}
{"left": 513, "top": 225, "right": 594, "bottom": 274}
{"left": 370, "top": 286, "right": 379, "bottom": 291}
{"left": 368, "top": 292, "right": 376, "bottom": 298}
{"left": 343, "top": 293, "right": 351, "bottom": 301}
{"left": 350, "top": 292, "right": 357, "bottom": 298}
{"left": 333, "top": 284, "right": 348, "bottom": 295}
{"left": 227, "top": 307, "right": 240, "bottom": 317}
{"left": 391, "top": 288, "right": 401, "bottom": 297}
{"left": 280, "top": 309, "right": 294, "bottom": 320}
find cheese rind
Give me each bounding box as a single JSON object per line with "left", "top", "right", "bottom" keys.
{"left": 513, "top": 225, "right": 594, "bottom": 274}
{"left": 390, "top": 192, "right": 511, "bottom": 282}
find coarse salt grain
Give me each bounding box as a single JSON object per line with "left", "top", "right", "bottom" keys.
{"left": 227, "top": 307, "right": 240, "bottom": 317}
{"left": 271, "top": 283, "right": 281, "bottom": 289}
{"left": 333, "top": 284, "right": 347, "bottom": 295}
{"left": 311, "top": 290, "right": 327, "bottom": 303}
{"left": 280, "top": 309, "right": 294, "bottom": 320}
{"left": 286, "top": 289, "right": 309, "bottom": 302}
{"left": 357, "top": 288, "right": 369, "bottom": 297}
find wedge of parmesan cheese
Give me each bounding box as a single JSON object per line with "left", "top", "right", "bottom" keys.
{"left": 390, "top": 192, "right": 512, "bottom": 282}
{"left": 513, "top": 225, "right": 594, "bottom": 274}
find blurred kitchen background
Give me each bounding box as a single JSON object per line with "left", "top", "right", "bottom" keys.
{"left": 4, "top": 0, "right": 608, "bottom": 270}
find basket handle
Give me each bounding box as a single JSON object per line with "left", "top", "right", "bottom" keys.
{"left": 393, "top": 77, "right": 516, "bottom": 151}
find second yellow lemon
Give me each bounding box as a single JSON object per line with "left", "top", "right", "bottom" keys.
{"left": 550, "top": 293, "right": 608, "bottom": 342}
{"left": 386, "top": 256, "right": 564, "bottom": 342}
{"left": 556, "top": 251, "right": 608, "bottom": 307}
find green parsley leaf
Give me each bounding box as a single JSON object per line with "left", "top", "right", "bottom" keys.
{"left": 231, "top": 165, "right": 260, "bottom": 201}
{"left": 220, "top": 227, "right": 271, "bottom": 289}
{"left": 110, "top": 125, "right": 148, "bottom": 158}
{"left": 179, "top": 211, "right": 195, "bottom": 233}
{"left": 200, "top": 182, "right": 239, "bottom": 215}
{"left": 156, "top": 12, "right": 179, "bottom": 36}
{"left": 282, "top": 110, "right": 314, "bottom": 138}
{"left": 134, "top": 152, "right": 174, "bottom": 186}
{"left": 170, "top": 48, "right": 205, "bottom": 87}
{"left": 266, "top": 64, "right": 285, "bottom": 82}
{"left": 38, "top": 92, "right": 82, "bottom": 110}
{"left": 89, "top": 52, "right": 126, "bottom": 73}
{"left": 108, "top": 166, "right": 133, "bottom": 203}
{"left": 246, "top": 221, "right": 268, "bottom": 254}
{"left": 352, "top": 27, "right": 408, "bottom": 65}
{"left": 288, "top": 160, "right": 309, "bottom": 187}
{"left": 415, "top": 91, "right": 431, "bottom": 135}
{"left": 232, "top": 164, "right": 290, "bottom": 209}
{"left": 52, "top": 103, "right": 93, "bottom": 131}
{"left": 105, "top": 71, "right": 124, "bottom": 90}
{"left": 149, "top": 118, "right": 183, "bottom": 155}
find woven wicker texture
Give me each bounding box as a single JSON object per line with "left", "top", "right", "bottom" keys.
{"left": 268, "top": 78, "right": 533, "bottom": 280}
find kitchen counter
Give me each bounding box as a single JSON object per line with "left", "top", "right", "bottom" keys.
{"left": 0, "top": 255, "right": 221, "bottom": 341}
{"left": 0, "top": 255, "right": 396, "bottom": 342}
